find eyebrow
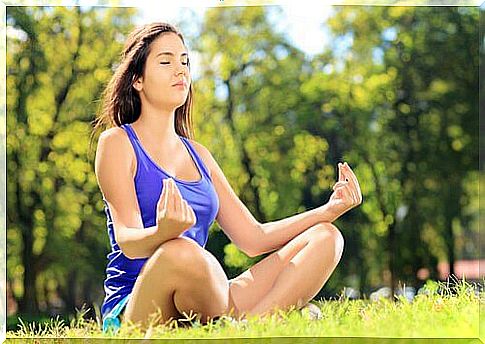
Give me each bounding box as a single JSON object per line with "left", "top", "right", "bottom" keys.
{"left": 156, "top": 52, "right": 189, "bottom": 57}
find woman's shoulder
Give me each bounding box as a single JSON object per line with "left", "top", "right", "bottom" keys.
{"left": 97, "top": 126, "right": 136, "bottom": 175}
{"left": 98, "top": 126, "right": 133, "bottom": 151}
{"left": 187, "top": 138, "right": 214, "bottom": 176}
{"left": 99, "top": 126, "right": 127, "bottom": 141}
{"left": 187, "top": 138, "right": 212, "bottom": 160}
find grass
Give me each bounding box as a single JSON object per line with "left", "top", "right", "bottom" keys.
{"left": 6, "top": 278, "right": 483, "bottom": 341}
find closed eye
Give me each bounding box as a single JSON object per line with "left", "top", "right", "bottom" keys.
{"left": 160, "top": 62, "right": 189, "bottom": 65}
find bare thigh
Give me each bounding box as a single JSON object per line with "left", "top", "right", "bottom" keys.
{"left": 123, "top": 237, "right": 230, "bottom": 327}
{"left": 228, "top": 222, "right": 343, "bottom": 315}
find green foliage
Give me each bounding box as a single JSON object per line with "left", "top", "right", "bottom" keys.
{"left": 223, "top": 243, "right": 252, "bottom": 269}
{"left": 7, "top": 6, "right": 137, "bottom": 312}
{"left": 315, "top": 5, "right": 479, "bottom": 288}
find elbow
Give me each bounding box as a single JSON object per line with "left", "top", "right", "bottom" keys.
{"left": 244, "top": 247, "right": 259, "bottom": 258}
{"left": 115, "top": 228, "right": 138, "bottom": 260}
{"left": 244, "top": 223, "right": 263, "bottom": 258}
{"left": 119, "top": 244, "right": 148, "bottom": 260}
{"left": 118, "top": 241, "right": 137, "bottom": 259}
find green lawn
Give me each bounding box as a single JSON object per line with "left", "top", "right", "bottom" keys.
{"left": 6, "top": 279, "right": 483, "bottom": 342}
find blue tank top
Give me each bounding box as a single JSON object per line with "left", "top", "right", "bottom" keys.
{"left": 100, "top": 123, "right": 220, "bottom": 319}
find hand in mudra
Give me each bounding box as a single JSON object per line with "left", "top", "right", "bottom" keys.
{"left": 156, "top": 178, "right": 197, "bottom": 237}
{"left": 326, "top": 162, "right": 363, "bottom": 222}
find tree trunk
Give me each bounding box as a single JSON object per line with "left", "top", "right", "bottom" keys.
{"left": 388, "top": 221, "right": 396, "bottom": 299}
{"left": 445, "top": 212, "right": 455, "bottom": 279}
{"left": 62, "top": 270, "right": 77, "bottom": 313}
{"left": 223, "top": 78, "right": 265, "bottom": 222}
{"left": 18, "top": 224, "right": 38, "bottom": 314}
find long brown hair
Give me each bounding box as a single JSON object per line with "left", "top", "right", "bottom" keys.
{"left": 90, "top": 22, "right": 195, "bottom": 157}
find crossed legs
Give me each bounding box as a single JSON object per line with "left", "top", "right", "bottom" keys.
{"left": 122, "top": 222, "right": 344, "bottom": 328}
{"left": 228, "top": 222, "right": 344, "bottom": 318}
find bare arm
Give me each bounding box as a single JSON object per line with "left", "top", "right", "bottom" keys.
{"left": 95, "top": 128, "right": 180, "bottom": 259}
{"left": 191, "top": 141, "right": 335, "bottom": 257}
{"left": 257, "top": 204, "right": 334, "bottom": 252}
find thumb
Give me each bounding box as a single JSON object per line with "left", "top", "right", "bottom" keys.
{"left": 333, "top": 180, "right": 348, "bottom": 191}
{"left": 157, "top": 179, "right": 168, "bottom": 212}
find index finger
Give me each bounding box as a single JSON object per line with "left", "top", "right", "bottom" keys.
{"left": 344, "top": 163, "right": 362, "bottom": 199}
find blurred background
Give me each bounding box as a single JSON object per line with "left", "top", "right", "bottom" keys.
{"left": 5, "top": 3, "right": 481, "bottom": 329}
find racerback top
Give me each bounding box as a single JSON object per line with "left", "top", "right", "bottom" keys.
{"left": 100, "top": 123, "right": 220, "bottom": 319}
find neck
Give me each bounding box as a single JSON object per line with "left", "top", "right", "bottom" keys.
{"left": 132, "top": 102, "right": 179, "bottom": 144}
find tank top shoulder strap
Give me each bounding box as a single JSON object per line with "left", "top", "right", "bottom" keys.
{"left": 180, "top": 137, "right": 213, "bottom": 182}
{"left": 120, "top": 123, "right": 145, "bottom": 164}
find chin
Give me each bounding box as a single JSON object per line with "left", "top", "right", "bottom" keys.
{"left": 168, "top": 101, "right": 187, "bottom": 110}
{"left": 174, "top": 95, "right": 189, "bottom": 105}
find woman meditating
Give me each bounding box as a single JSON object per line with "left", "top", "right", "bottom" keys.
{"left": 93, "top": 22, "right": 363, "bottom": 333}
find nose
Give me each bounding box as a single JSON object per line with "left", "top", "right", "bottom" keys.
{"left": 176, "top": 62, "right": 188, "bottom": 76}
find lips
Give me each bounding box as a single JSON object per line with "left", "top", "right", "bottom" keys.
{"left": 173, "top": 80, "right": 187, "bottom": 87}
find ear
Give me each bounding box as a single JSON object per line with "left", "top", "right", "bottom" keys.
{"left": 133, "top": 76, "right": 143, "bottom": 92}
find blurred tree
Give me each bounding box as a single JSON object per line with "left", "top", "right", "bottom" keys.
{"left": 319, "top": 6, "right": 478, "bottom": 296}
{"left": 7, "top": 6, "right": 136, "bottom": 315}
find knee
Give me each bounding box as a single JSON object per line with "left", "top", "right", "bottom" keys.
{"left": 158, "top": 239, "right": 228, "bottom": 320}
{"left": 310, "top": 222, "right": 345, "bottom": 262}
{"left": 151, "top": 237, "right": 209, "bottom": 280}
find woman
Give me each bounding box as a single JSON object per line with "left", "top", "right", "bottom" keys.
{"left": 93, "top": 22, "right": 362, "bottom": 333}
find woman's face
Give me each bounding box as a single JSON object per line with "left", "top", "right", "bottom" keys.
{"left": 133, "top": 32, "right": 191, "bottom": 110}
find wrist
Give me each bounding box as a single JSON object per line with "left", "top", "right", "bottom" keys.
{"left": 150, "top": 225, "right": 162, "bottom": 240}
{"left": 316, "top": 203, "right": 338, "bottom": 223}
